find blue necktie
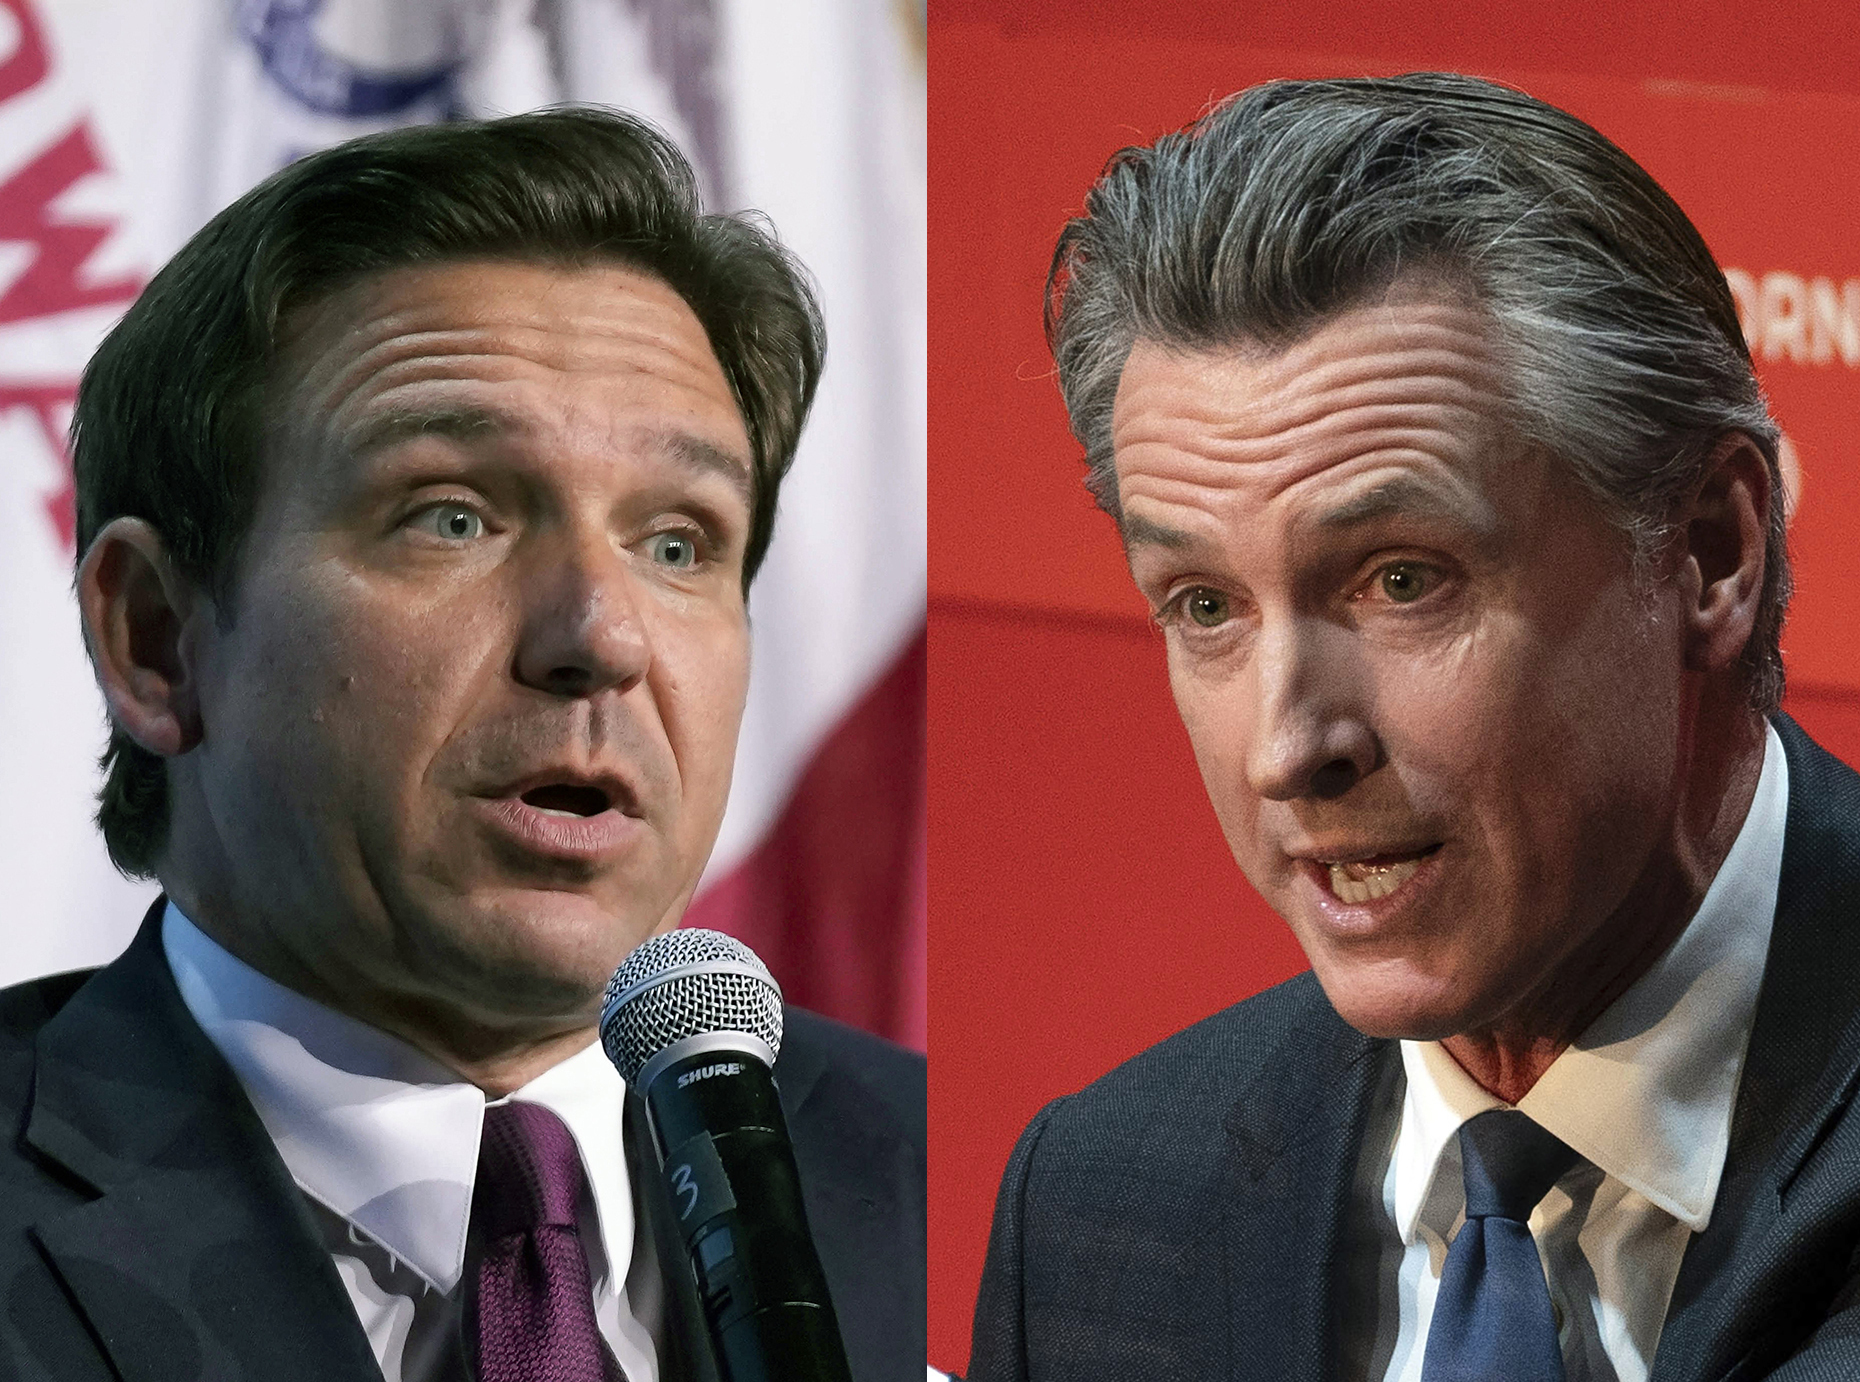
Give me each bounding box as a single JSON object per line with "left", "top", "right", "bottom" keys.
{"left": 1421, "top": 1109, "right": 1579, "bottom": 1382}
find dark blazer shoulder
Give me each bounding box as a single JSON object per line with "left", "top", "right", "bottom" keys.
{"left": 779, "top": 1005, "right": 925, "bottom": 1154}
{"left": 0, "top": 966, "right": 102, "bottom": 1221}
{"left": 1003, "top": 966, "right": 1373, "bottom": 1242}
{"left": 0, "top": 966, "right": 96, "bottom": 1113}
{"left": 1035, "top": 968, "right": 1346, "bottom": 1150}
{"left": 0, "top": 965, "right": 96, "bottom": 1035}
{"left": 0, "top": 914, "right": 384, "bottom": 1382}
{"left": 971, "top": 970, "right": 1382, "bottom": 1382}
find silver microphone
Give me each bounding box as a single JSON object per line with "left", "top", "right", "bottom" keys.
{"left": 599, "top": 929, "right": 851, "bottom": 1382}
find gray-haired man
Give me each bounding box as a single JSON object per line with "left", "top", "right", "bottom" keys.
{"left": 971, "top": 73, "right": 1860, "bottom": 1382}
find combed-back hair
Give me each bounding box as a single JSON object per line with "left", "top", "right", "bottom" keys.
{"left": 75, "top": 106, "right": 825, "bottom": 877}
{"left": 1047, "top": 72, "right": 1787, "bottom": 714}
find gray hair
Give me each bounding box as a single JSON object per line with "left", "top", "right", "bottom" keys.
{"left": 1047, "top": 72, "right": 1788, "bottom": 713}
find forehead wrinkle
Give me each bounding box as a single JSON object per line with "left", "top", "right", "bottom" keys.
{"left": 1117, "top": 422, "right": 1495, "bottom": 519}
{"left": 284, "top": 331, "right": 539, "bottom": 447}
{"left": 281, "top": 328, "right": 746, "bottom": 481}
{"left": 1241, "top": 307, "right": 1497, "bottom": 388}
{"left": 1173, "top": 354, "right": 1508, "bottom": 461}
{"left": 1212, "top": 417, "right": 1500, "bottom": 483}
{"left": 1114, "top": 292, "right": 1521, "bottom": 579}
{"left": 1115, "top": 355, "right": 1504, "bottom": 473}
{"left": 1117, "top": 465, "right": 1262, "bottom": 572}
{"left": 307, "top": 322, "right": 715, "bottom": 419}
{"left": 1116, "top": 356, "right": 1511, "bottom": 527}
{"left": 1134, "top": 306, "right": 1494, "bottom": 402}
{"left": 1236, "top": 359, "right": 1506, "bottom": 446}
{"left": 278, "top": 266, "right": 732, "bottom": 431}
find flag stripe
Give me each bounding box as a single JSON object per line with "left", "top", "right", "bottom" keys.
{"left": 685, "top": 625, "right": 926, "bottom": 1050}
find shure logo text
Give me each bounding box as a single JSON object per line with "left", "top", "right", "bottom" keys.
{"left": 677, "top": 1061, "right": 746, "bottom": 1088}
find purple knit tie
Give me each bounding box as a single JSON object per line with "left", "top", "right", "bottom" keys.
{"left": 471, "top": 1101, "right": 625, "bottom": 1382}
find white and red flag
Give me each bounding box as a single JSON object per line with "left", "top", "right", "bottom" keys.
{"left": 0, "top": 0, "right": 925, "bottom": 1048}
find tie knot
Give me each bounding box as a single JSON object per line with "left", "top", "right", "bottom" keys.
{"left": 1458, "top": 1109, "right": 1577, "bottom": 1222}
{"left": 475, "top": 1101, "right": 587, "bottom": 1237}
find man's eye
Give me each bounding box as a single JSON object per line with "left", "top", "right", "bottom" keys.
{"left": 1180, "top": 588, "right": 1230, "bottom": 628}
{"left": 647, "top": 531, "right": 701, "bottom": 569}
{"left": 1377, "top": 562, "right": 1432, "bottom": 603}
{"left": 411, "top": 503, "right": 485, "bottom": 540}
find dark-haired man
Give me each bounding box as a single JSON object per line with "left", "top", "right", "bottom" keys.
{"left": 970, "top": 75, "right": 1860, "bottom": 1382}
{"left": 0, "top": 109, "right": 922, "bottom": 1382}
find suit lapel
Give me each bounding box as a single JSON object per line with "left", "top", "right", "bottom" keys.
{"left": 1218, "top": 982, "right": 1390, "bottom": 1382}
{"left": 1654, "top": 717, "right": 1860, "bottom": 1381}
{"left": 24, "top": 903, "right": 382, "bottom": 1382}
{"left": 774, "top": 1024, "right": 923, "bottom": 1381}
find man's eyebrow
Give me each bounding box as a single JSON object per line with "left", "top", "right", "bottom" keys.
{"left": 1120, "top": 511, "right": 1196, "bottom": 552}
{"left": 1315, "top": 477, "right": 1485, "bottom": 532}
{"left": 346, "top": 405, "right": 512, "bottom": 456}
{"left": 659, "top": 431, "right": 755, "bottom": 505}
{"left": 342, "top": 410, "right": 753, "bottom": 502}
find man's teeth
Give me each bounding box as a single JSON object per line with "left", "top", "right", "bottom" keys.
{"left": 534, "top": 805, "right": 583, "bottom": 819}
{"left": 1325, "top": 856, "right": 1424, "bottom": 904}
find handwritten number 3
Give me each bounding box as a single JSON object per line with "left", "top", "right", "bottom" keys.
{"left": 670, "top": 1162, "right": 699, "bottom": 1219}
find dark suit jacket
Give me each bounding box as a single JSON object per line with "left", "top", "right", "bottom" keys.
{"left": 970, "top": 717, "right": 1860, "bottom": 1382}
{"left": 0, "top": 906, "right": 925, "bottom": 1382}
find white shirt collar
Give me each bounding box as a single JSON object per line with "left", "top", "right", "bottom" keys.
{"left": 1394, "top": 722, "right": 1789, "bottom": 1241}
{"left": 161, "top": 902, "right": 635, "bottom": 1295}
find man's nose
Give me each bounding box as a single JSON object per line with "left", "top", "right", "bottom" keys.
{"left": 512, "top": 533, "right": 652, "bottom": 698}
{"left": 1244, "top": 616, "right": 1379, "bottom": 801}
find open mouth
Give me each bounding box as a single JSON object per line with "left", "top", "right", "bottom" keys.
{"left": 519, "top": 783, "right": 614, "bottom": 818}
{"left": 1320, "top": 844, "right": 1442, "bottom": 903}
{"left": 473, "top": 774, "right": 641, "bottom": 861}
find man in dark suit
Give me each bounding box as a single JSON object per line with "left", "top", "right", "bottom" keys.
{"left": 0, "top": 110, "right": 922, "bottom": 1381}
{"left": 970, "top": 74, "right": 1856, "bottom": 1381}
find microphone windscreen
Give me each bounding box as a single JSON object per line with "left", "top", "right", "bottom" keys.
{"left": 599, "top": 928, "right": 784, "bottom": 1083}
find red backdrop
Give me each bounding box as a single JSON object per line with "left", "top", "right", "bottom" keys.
{"left": 927, "top": 1, "right": 1860, "bottom": 1372}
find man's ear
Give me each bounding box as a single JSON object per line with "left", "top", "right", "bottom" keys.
{"left": 77, "top": 518, "right": 209, "bottom": 757}
{"left": 1679, "top": 433, "right": 1772, "bottom": 676}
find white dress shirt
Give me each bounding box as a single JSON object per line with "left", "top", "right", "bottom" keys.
{"left": 1354, "top": 723, "right": 1789, "bottom": 1382}
{"left": 161, "top": 903, "right": 662, "bottom": 1382}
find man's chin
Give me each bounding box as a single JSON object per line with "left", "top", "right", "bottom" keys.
{"left": 393, "top": 890, "right": 668, "bottom": 1024}
{"left": 1307, "top": 961, "right": 1482, "bottom": 1044}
